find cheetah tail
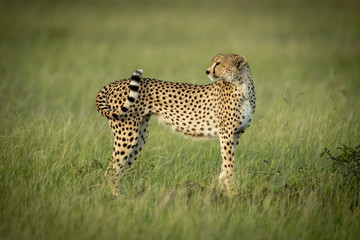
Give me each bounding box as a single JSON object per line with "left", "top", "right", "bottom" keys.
{"left": 119, "top": 69, "right": 142, "bottom": 115}
{"left": 96, "top": 69, "right": 143, "bottom": 120}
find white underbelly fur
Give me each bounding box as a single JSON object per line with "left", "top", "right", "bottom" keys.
{"left": 239, "top": 100, "right": 253, "bottom": 130}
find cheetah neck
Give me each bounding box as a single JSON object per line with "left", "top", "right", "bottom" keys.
{"left": 240, "top": 82, "right": 250, "bottom": 100}
{"left": 234, "top": 66, "right": 254, "bottom": 100}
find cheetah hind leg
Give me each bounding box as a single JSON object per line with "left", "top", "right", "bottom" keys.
{"left": 105, "top": 158, "right": 119, "bottom": 196}
{"left": 105, "top": 118, "right": 142, "bottom": 197}
{"left": 116, "top": 115, "right": 150, "bottom": 196}
{"left": 125, "top": 115, "right": 150, "bottom": 169}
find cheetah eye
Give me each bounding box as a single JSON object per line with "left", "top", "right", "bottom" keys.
{"left": 215, "top": 62, "right": 220, "bottom": 66}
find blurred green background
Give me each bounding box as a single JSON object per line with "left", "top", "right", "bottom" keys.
{"left": 1, "top": 0, "right": 359, "bottom": 120}
{"left": 0, "top": 0, "right": 359, "bottom": 239}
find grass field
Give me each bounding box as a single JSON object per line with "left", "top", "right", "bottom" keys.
{"left": 1, "top": 0, "right": 359, "bottom": 239}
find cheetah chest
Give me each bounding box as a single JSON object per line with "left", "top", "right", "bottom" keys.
{"left": 235, "top": 83, "right": 253, "bottom": 132}
{"left": 239, "top": 99, "right": 253, "bottom": 131}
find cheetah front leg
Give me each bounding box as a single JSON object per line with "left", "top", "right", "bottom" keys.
{"left": 218, "top": 132, "right": 240, "bottom": 196}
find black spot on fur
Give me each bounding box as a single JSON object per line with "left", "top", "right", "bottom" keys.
{"left": 129, "top": 85, "right": 139, "bottom": 91}
{"left": 131, "top": 75, "right": 141, "bottom": 82}
{"left": 112, "top": 113, "right": 119, "bottom": 119}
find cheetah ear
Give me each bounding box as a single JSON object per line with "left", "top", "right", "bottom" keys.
{"left": 236, "top": 56, "right": 247, "bottom": 69}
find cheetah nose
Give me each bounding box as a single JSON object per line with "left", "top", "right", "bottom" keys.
{"left": 206, "top": 70, "right": 210, "bottom": 75}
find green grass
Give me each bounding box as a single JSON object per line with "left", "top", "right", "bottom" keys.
{"left": 1, "top": 0, "right": 360, "bottom": 239}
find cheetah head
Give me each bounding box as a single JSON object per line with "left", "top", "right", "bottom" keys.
{"left": 206, "top": 54, "right": 247, "bottom": 83}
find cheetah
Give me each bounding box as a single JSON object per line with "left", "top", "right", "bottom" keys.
{"left": 96, "top": 53, "right": 256, "bottom": 196}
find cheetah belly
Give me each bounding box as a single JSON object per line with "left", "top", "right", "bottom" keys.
{"left": 155, "top": 112, "right": 219, "bottom": 138}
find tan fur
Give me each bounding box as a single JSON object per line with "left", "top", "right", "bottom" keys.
{"left": 96, "top": 54, "right": 256, "bottom": 196}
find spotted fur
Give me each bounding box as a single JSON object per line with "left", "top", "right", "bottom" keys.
{"left": 96, "top": 69, "right": 143, "bottom": 120}
{"left": 96, "top": 54, "right": 256, "bottom": 196}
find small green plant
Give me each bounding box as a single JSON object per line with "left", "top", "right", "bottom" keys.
{"left": 321, "top": 145, "right": 360, "bottom": 196}
{"left": 69, "top": 159, "right": 104, "bottom": 176}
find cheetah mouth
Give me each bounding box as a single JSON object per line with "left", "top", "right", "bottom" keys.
{"left": 212, "top": 62, "right": 220, "bottom": 80}
{"left": 208, "top": 75, "right": 218, "bottom": 82}
{"left": 210, "top": 74, "right": 220, "bottom": 82}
